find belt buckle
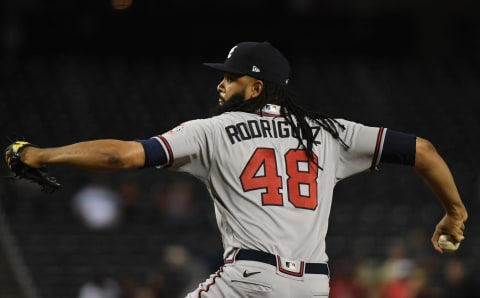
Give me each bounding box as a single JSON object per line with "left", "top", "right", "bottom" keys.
{"left": 276, "top": 255, "right": 304, "bottom": 277}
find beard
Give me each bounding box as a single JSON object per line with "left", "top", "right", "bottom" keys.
{"left": 214, "top": 91, "right": 247, "bottom": 115}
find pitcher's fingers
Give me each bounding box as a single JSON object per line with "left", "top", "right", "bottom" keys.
{"left": 432, "top": 236, "right": 444, "bottom": 253}
{"left": 451, "top": 234, "right": 464, "bottom": 243}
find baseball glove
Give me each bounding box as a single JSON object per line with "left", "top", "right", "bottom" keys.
{"left": 5, "top": 141, "right": 61, "bottom": 193}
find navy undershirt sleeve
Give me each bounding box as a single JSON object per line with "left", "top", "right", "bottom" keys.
{"left": 137, "top": 138, "right": 168, "bottom": 168}
{"left": 380, "top": 130, "right": 416, "bottom": 166}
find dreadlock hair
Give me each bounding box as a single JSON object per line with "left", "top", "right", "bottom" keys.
{"left": 222, "top": 81, "right": 350, "bottom": 163}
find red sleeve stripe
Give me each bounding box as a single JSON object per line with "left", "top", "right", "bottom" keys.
{"left": 370, "top": 127, "right": 384, "bottom": 170}
{"left": 158, "top": 135, "right": 174, "bottom": 168}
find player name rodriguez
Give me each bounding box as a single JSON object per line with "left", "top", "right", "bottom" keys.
{"left": 224, "top": 119, "right": 321, "bottom": 145}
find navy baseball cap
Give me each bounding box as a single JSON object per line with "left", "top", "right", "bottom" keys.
{"left": 203, "top": 41, "right": 290, "bottom": 86}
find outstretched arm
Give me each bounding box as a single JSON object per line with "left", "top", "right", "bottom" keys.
{"left": 7, "top": 139, "right": 146, "bottom": 171}
{"left": 414, "top": 137, "right": 468, "bottom": 253}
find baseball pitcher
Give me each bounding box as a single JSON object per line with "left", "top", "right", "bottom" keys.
{"left": 5, "top": 41, "right": 467, "bottom": 298}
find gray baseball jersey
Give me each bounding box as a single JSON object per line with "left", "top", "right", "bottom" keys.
{"left": 153, "top": 104, "right": 385, "bottom": 265}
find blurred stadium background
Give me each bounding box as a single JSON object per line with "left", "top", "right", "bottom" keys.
{"left": 1, "top": 0, "right": 479, "bottom": 297}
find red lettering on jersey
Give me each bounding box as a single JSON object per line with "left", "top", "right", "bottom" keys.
{"left": 240, "top": 148, "right": 283, "bottom": 206}
{"left": 285, "top": 150, "right": 318, "bottom": 210}
{"left": 241, "top": 148, "right": 319, "bottom": 210}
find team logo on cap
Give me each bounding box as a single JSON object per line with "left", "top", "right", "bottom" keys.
{"left": 227, "top": 46, "right": 238, "bottom": 59}
{"left": 252, "top": 65, "right": 260, "bottom": 73}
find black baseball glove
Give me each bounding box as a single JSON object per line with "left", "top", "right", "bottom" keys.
{"left": 5, "top": 141, "right": 61, "bottom": 193}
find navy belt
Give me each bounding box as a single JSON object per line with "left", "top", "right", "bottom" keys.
{"left": 234, "top": 249, "right": 329, "bottom": 276}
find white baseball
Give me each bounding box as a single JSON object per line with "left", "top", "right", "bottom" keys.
{"left": 438, "top": 234, "right": 460, "bottom": 252}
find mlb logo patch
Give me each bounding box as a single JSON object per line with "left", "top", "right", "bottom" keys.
{"left": 285, "top": 261, "right": 296, "bottom": 270}
{"left": 277, "top": 255, "right": 304, "bottom": 276}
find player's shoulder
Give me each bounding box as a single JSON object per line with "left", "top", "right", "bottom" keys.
{"left": 334, "top": 117, "right": 371, "bottom": 128}
{"left": 207, "top": 111, "right": 253, "bottom": 124}
{"left": 176, "top": 112, "right": 247, "bottom": 130}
